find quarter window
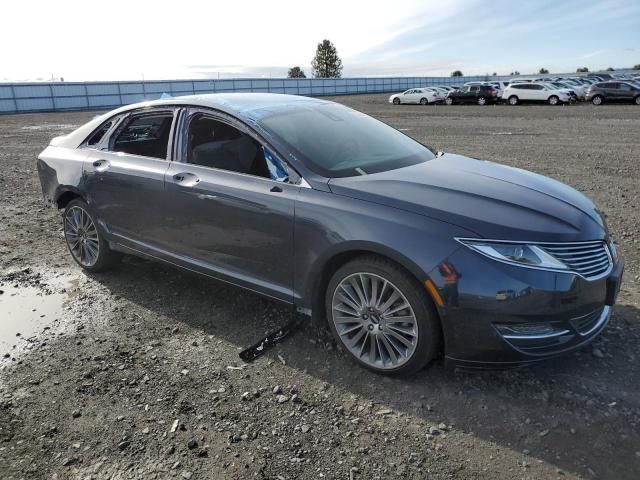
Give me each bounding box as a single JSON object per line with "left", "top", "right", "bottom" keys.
{"left": 112, "top": 112, "right": 174, "bottom": 159}
{"left": 86, "top": 119, "right": 115, "bottom": 146}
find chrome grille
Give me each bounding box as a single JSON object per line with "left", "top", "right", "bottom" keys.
{"left": 539, "top": 241, "right": 611, "bottom": 280}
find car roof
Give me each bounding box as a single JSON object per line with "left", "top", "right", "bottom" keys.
{"left": 114, "top": 93, "right": 332, "bottom": 122}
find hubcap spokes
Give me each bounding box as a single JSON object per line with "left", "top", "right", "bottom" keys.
{"left": 64, "top": 206, "right": 99, "bottom": 267}
{"left": 332, "top": 273, "right": 418, "bottom": 369}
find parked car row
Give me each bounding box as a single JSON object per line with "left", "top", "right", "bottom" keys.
{"left": 389, "top": 73, "right": 640, "bottom": 107}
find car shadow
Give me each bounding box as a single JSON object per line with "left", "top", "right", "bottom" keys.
{"left": 91, "top": 256, "right": 640, "bottom": 480}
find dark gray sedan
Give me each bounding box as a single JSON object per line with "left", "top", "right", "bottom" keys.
{"left": 37, "top": 94, "right": 623, "bottom": 374}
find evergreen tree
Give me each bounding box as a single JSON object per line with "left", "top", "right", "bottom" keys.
{"left": 311, "top": 40, "right": 343, "bottom": 78}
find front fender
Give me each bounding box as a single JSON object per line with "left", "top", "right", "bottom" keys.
{"left": 293, "top": 188, "right": 473, "bottom": 310}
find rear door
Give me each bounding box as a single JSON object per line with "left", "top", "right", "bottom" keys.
{"left": 83, "top": 108, "right": 177, "bottom": 248}
{"left": 467, "top": 86, "right": 480, "bottom": 103}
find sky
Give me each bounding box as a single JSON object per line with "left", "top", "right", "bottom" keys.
{"left": 1, "top": 0, "right": 638, "bottom": 81}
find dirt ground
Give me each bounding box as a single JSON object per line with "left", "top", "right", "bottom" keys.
{"left": 1, "top": 96, "right": 639, "bottom": 480}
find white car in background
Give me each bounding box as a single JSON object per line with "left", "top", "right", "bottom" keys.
{"left": 389, "top": 88, "right": 439, "bottom": 105}
{"left": 503, "top": 83, "right": 572, "bottom": 105}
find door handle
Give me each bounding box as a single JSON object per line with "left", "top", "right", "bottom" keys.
{"left": 173, "top": 172, "right": 200, "bottom": 187}
{"left": 92, "top": 159, "right": 110, "bottom": 172}
{"left": 270, "top": 185, "right": 283, "bottom": 193}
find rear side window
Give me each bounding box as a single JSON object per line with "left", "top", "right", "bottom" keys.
{"left": 112, "top": 112, "right": 173, "bottom": 159}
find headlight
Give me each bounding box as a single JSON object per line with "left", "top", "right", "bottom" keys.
{"left": 456, "top": 239, "right": 568, "bottom": 270}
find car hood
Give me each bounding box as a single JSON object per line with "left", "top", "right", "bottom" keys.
{"left": 327, "top": 154, "right": 606, "bottom": 242}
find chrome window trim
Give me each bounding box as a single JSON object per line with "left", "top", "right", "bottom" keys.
{"left": 455, "top": 237, "right": 614, "bottom": 281}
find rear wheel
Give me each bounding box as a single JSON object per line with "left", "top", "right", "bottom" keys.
{"left": 592, "top": 95, "right": 603, "bottom": 105}
{"left": 508, "top": 95, "right": 519, "bottom": 105}
{"left": 393, "top": 97, "right": 400, "bottom": 105}
{"left": 548, "top": 95, "right": 559, "bottom": 105}
{"left": 325, "top": 255, "right": 441, "bottom": 376}
{"left": 420, "top": 97, "right": 428, "bottom": 105}
{"left": 477, "top": 96, "right": 486, "bottom": 105}
{"left": 63, "top": 198, "right": 119, "bottom": 272}
{"left": 445, "top": 97, "right": 454, "bottom": 105}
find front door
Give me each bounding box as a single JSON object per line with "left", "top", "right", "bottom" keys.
{"left": 163, "top": 110, "right": 297, "bottom": 302}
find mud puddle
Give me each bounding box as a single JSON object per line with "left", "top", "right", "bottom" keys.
{"left": 0, "top": 272, "right": 78, "bottom": 354}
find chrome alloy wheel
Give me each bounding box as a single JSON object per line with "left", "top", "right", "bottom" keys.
{"left": 64, "top": 205, "right": 100, "bottom": 267}
{"left": 331, "top": 272, "right": 418, "bottom": 370}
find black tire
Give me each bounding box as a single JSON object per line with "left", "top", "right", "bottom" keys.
{"left": 325, "top": 255, "right": 441, "bottom": 376}
{"left": 445, "top": 97, "right": 453, "bottom": 105}
{"left": 592, "top": 95, "right": 603, "bottom": 105}
{"left": 508, "top": 95, "right": 518, "bottom": 105}
{"left": 548, "top": 95, "right": 559, "bottom": 106}
{"left": 393, "top": 97, "right": 400, "bottom": 105}
{"left": 419, "top": 97, "right": 428, "bottom": 105}
{"left": 63, "top": 198, "right": 120, "bottom": 272}
{"left": 477, "top": 96, "right": 486, "bottom": 105}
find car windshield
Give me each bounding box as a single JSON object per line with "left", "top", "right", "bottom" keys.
{"left": 259, "top": 103, "right": 436, "bottom": 178}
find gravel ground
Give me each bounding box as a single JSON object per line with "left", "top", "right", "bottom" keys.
{"left": 1, "top": 96, "right": 639, "bottom": 480}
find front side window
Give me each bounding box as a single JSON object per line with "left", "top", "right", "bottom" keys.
{"left": 112, "top": 112, "right": 173, "bottom": 159}
{"left": 187, "top": 114, "right": 283, "bottom": 180}
{"left": 259, "top": 103, "right": 436, "bottom": 178}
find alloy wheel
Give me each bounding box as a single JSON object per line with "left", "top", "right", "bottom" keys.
{"left": 478, "top": 97, "right": 486, "bottom": 105}
{"left": 508, "top": 96, "right": 518, "bottom": 105}
{"left": 331, "top": 272, "right": 418, "bottom": 370}
{"left": 635, "top": 96, "right": 640, "bottom": 105}
{"left": 64, "top": 205, "right": 100, "bottom": 267}
{"left": 445, "top": 97, "right": 453, "bottom": 105}
{"left": 592, "top": 96, "right": 602, "bottom": 105}
{"left": 549, "top": 96, "right": 559, "bottom": 105}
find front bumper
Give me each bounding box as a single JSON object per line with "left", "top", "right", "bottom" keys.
{"left": 429, "top": 247, "right": 624, "bottom": 369}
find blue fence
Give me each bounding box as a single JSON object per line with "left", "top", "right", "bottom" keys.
{"left": 0, "top": 76, "right": 491, "bottom": 114}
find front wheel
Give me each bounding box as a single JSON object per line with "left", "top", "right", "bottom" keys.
{"left": 592, "top": 95, "right": 603, "bottom": 105}
{"left": 63, "top": 198, "right": 119, "bottom": 272}
{"left": 393, "top": 97, "right": 400, "bottom": 105}
{"left": 325, "top": 255, "right": 441, "bottom": 375}
{"left": 508, "top": 95, "right": 518, "bottom": 105}
{"left": 445, "top": 97, "right": 453, "bottom": 105}
{"left": 548, "top": 95, "right": 559, "bottom": 105}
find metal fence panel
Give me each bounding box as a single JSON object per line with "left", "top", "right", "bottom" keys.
{"left": 4, "top": 71, "right": 634, "bottom": 114}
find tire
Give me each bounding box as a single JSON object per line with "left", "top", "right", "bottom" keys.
{"left": 63, "top": 198, "right": 120, "bottom": 272}
{"left": 325, "top": 255, "right": 441, "bottom": 376}
{"left": 634, "top": 96, "right": 640, "bottom": 105}
{"left": 477, "top": 96, "right": 486, "bottom": 105}
{"left": 508, "top": 95, "right": 518, "bottom": 105}
{"left": 445, "top": 97, "right": 453, "bottom": 105}
{"left": 548, "top": 95, "right": 559, "bottom": 106}
{"left": 393, "top": 97, "right": 400, "bottom": 105}
{"left": 592, "top": 95, "right": 603, "bottom": 105}
{"left": 419, "top": 97, "right": 428, "bottom": 105}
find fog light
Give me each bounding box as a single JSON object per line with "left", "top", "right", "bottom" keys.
{"left": 495, "top": 323, "right": 570, "bottom": 339}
